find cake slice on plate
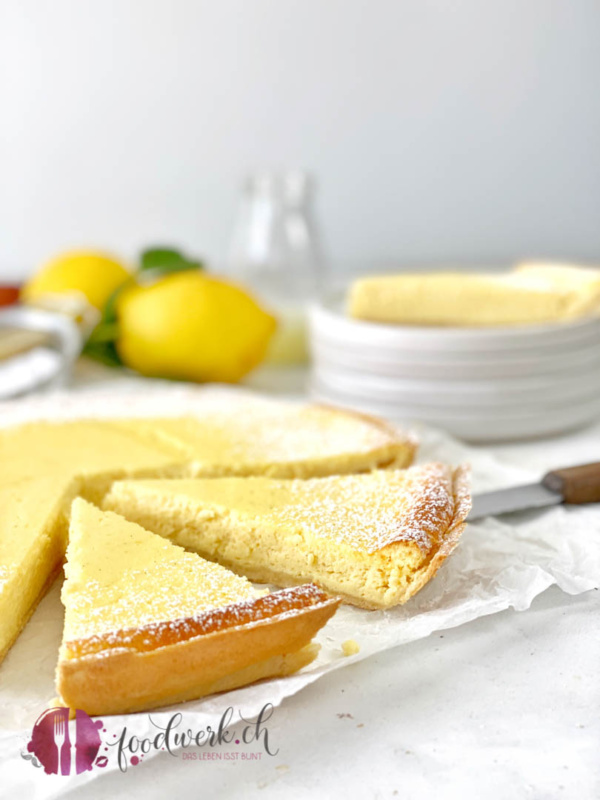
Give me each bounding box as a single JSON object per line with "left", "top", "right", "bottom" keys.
{"left": 104, "top": 463, "right": 471, "bottom": 610}
{"left": 56, "top": 499, "right": 339, "bottom": 715}
{"left": 348, "top": 271, "right": 600, "bottom": 326}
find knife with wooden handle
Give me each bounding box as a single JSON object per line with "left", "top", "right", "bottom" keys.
{"left": 469, "top": 462, "right": 600, "bottom": 520}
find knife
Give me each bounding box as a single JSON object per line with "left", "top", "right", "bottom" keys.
{"left": 469, "top": 462, "right": 600, "bottom": 521}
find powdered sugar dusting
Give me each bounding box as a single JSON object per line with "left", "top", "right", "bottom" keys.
{"left": 62, "top": 500, "right": 259, "bottom": 643}
{"left": 0, "top": 387, "right": 412, "bottom": 466}
{"left": 130, "top": 404, "right": 409, "bottom": 467}
{"left": 273, "top": 463, "right": 468, "bottom": 552}
{"left": 66, "top": 584, "right": 333, "bottom": 658}
{"left": 0, "top": 390, "right": 414, "bottom": 491}
{"left": 166, "top": 463, "right": 469, "bottom": 554}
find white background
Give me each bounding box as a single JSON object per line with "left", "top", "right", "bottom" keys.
{"left": 2, "top": 0, "right": 600, "bottom": 280}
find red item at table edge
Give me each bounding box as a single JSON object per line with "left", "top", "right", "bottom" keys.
{"left": 0, "top": 286, "right": 20, "bottom": 307}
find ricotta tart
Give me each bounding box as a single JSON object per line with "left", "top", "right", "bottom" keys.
{"left": 117, "top": 404, "right": 416, "bottom": 477}
{"left": 56, "top": 499, "right": 339, "bottom": 715}
{"left": 0, "top": 405, "right": 414, "bottom": 491}
{"left": 0, "top": 420, "right": 188, "bottom": 500}
{"left": 0, "top": 402, "right": 414, "bottom": 663}
{"left": 104, "top": 463, "right": 471, "bottom": 610}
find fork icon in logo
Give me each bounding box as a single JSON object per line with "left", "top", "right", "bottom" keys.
{"left": 26, "top": 707, "right": 104, "bottom": 775}
{"left": 53, "top": 712, "right": 71, "bottom": 776}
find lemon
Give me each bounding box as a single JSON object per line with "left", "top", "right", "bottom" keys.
{"left": 22, "top": 250, "right": 131, "bottom": 311}
{"left": 116, "top": 271, "right": 276, "bottom": 383}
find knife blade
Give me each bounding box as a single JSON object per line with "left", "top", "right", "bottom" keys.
{"left": 469, "top": 461, "right": 600, "bottom": 521}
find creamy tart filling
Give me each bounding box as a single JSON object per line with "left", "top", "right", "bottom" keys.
{"left": 104, "top": 463, "right": 470, "bottom": 610}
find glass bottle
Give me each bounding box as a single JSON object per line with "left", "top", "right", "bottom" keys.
{"left": 228, "top": 170, "right": 325, "bottom": 364}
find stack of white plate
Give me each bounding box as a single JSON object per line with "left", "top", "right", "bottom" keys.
{"left": 309, "top": 296, "right": 600, "bottom": 442}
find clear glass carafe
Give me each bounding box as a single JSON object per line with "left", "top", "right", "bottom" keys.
{"left": 228, "top": 171, "right": 325, "bottom": 364}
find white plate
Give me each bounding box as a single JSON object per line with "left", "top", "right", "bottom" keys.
{"left": 310, "top": 382, "right": 600, "bottom": 442}
{"left": 311, "top": 365, "right": 600, "bottom": 409}
{"left": 312, "top": 375, "right": 599, "bottom": 417}
{"left": 311, "top": 328, "right": 600, "bottom": 361}
{"left": 311, "top": 340, "right": 600, "bottom": 380}
{"left": 310, "top": 297, "right": 600, "bottom": 353}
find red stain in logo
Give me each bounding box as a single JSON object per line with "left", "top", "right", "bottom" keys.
{"left": 26, "top": 707, "right": 104, "bottom": 775}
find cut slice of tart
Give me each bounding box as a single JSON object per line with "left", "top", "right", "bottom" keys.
{"left": 57, "top": 499, "right": 339, "bottom": 715}
{"left": 0, "top": 475, "right": 78, "bottom": 665}
{"left": 104, "top": 463, "right": 471, "bottom": 610}
{"left": 117, "top": 402, "right": 416, "bottom": 478}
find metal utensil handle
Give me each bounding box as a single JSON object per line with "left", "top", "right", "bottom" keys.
{"left": 542, "top": 462, "right": 600, "bottom": 504}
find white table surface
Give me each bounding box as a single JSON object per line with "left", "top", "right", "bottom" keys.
{"left": 12, "top": 363, "right": 600, "bottom": 799}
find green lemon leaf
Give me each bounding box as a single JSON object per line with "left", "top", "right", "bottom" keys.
{"left": 81, "top": 280, "right": 132, "bottom": 367}
{"left": 139, "top": 247, "right": 203, "bottom": 275}
{"left": 82, "top": 338, "right": 122, "bottom": 367}
{"left": 86, "top": 321, "right": 120, "bottom": 344}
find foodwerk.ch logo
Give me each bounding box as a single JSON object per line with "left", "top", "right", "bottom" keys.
{"left": 22, "top": 703, "right": 278, "bottom": 775}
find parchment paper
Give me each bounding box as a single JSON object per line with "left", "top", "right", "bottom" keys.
{"left": 0, "top": 383, "right": 598, "bottom": 799}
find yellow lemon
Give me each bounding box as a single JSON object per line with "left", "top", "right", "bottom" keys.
{"left": 116, "top": 271, "right": 276, "bottom": 383}
{"left": 22, "top": 250, "right": 131, "bottom": 311}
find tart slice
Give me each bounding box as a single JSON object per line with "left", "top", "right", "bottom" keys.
{"left": 57, "top": 499, "right": 339, "bottom": 715}
{"left": 104, "top": 463, "right": 471, "bottom": 610}
{"left": 0, "top": 475, "right": 77, "bottom": 665}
